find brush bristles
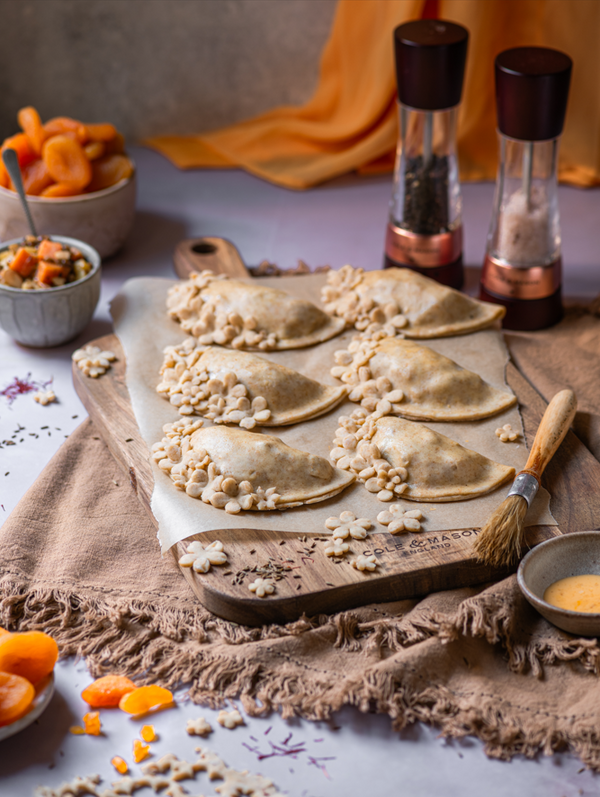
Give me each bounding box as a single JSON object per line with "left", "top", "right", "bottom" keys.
{"left": 473, "top": 495, "right": 529, "bottom": 568}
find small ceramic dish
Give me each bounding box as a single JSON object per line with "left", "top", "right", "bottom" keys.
{"left": 0, "top": 167, "right": 135, "bottom": 259}
{"left": 517, "top": 531, "right": 600, "bottom": 636}
{"left": 0, "top": 672, "right": 55, "bottom": 741}
{"left": 0, "top": 234, "right": 101, "bottom": 347}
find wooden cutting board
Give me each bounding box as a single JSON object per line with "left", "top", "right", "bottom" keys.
{"left": 72, "top": 237, "right": 600, "bottom": 626}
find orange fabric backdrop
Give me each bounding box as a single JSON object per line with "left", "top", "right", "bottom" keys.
{"left": 146, "top": 0, "right": 600, "bottom": 189}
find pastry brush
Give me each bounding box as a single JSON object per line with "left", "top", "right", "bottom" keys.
{"left": 474, "top": 388, "right": 577, "bottom": 568}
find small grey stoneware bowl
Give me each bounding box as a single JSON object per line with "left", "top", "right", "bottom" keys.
{"left": 518, "top": 531, "right": 600, "bottom": 636}
{"left": 0, "top": 235, "right": 101, "bottom": 347}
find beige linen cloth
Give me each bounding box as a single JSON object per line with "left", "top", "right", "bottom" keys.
{"left": 2, "top": 303, "right": 600, "bottom": 768}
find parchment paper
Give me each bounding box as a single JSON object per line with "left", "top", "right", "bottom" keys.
{"left": 111, "top": 274, "right": 556, "bottom": 551}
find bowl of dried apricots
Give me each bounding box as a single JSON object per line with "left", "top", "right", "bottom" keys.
{"left": 0, "top": 627, "right": 58, "bottom": 740}
{"left": 0, "top": 107, "right": 135, "bottom": 259}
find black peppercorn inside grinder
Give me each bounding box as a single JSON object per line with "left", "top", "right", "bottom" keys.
{"left": 384, "top": 19, "right": 469, "bottom": 289}
{"left": 480, "top": 47, "right": 572, "bottom": 330}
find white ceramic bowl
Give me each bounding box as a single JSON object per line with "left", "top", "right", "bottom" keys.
{"left": 0, "top": 235, "right": 101, "bottom": 347}
{"left": 517, "top": 531, "right": 600, "bottom": 636}
{"left": 0, "top": 168, "right": 135, "bottom": 259}
{"left": 0, "top": 672, "right": 55, "bottom": 741}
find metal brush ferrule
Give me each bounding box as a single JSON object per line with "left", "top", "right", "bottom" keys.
{"left": 507, "top": 472, "right": 539, "bottom": 507}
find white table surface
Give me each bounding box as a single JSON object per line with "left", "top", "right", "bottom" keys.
{"left": 1, "top": 147, "right": 599, "bottom": 796}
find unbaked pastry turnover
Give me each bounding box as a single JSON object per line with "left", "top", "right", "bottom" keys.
{"left": 331, "top": 411, "right": 515, "bottom": 503}
{"left": 322, "top": 265, "right": 505, "bottom": 338}
{"left": 157, "top": 340, "right": 347, "bottom": 427}
{"left": 331, "top": 336, "right": 516, "bottom": 421}
{"left": 168, "top": 270, "right": 345, "bottom": 350}
{"left": 152, "top": 420, "right": 355, "bottom": 513}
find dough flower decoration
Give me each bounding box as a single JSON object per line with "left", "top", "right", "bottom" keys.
{"left": 322, "top": 265, "right": 408, "bottom": 335}
{"left": 495, "top": 423, "right": 519, "bottom": 443}
{"left": 167, "top": 270, "right": 279, "bottom": 351}
{"left": 157, "top": 339, "right": 271, "bottom": 427}
{"left": 217, "top": 709, "right": 245, "bottom": 729}
{"left": 151, "top": 418, "right": 282, "bottom": 513}
{"left": 325, "top": 511, "right": 372, "bottom": 540}
{"left": 33, "top": 390, "right": 56, "bottom": 405}
{"left": 178, "top": 540, "right": 227, "bottom": 573}
{"left": 248, "top": 577, "right": 276, "bottom": 598}
{"left": 331, "top": 334, "right": 405, "bottom": 413}
{"left": 186, "top": 717, "right": 213, "bottom": 737}
{"left": 72, "top": 345, "right": 117, "bottom": 378}
{"left": 330, "top": 407, "right": 409, "bottom": 502}
{"left": 352, "top": 554, "right": 378, "bottom": 572}
{"left": 323, "top": 538, "right": 350, "bottom": 557}
{"left": 377, "top": 505, "right": 424, "bottom": 534}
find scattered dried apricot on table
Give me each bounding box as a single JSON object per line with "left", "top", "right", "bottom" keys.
{"left": 140, "top": 724, "right": 157, "bottom": 742}
{"left": 69, "top": 725, "right": 85, "bottom": 735}
{"left": 82, "top": 711, "right": 102, "bottom": 736}
{"left": 0, "top": 671, "right": 35, "bottom": 726}
{"left": 132, "top": 738, "right": 151, "bottom": 763}
{"left": 81, "top": 674, "right": 137, "bottom": 708}
{"left": 111, "top": 755, "right": 128, "bottom": 774}
{"left": 0, "top": 630, "right": 58, "bottom": 685}
{"left": 118, "top": 685, "right": 174, "bottom": 716}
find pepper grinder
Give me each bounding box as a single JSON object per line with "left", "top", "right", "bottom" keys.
{"left": 480, "top": 47, "right": 572, "bottom": 330}
{"left": 384, "top": 19, "right": 469, "bottom": 289}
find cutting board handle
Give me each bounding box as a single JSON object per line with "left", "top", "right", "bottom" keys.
{"left": 173, "top": 236, "right": 250, "bottom": 280}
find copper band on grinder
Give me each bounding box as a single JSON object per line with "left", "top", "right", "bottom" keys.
{"left": 385, "top": 224, "right": 462, "bottom": 268}
{"left": 481, "top": 255, "right": 562, "bottom": 301}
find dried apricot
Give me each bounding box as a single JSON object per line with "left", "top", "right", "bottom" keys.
{"left": 0, "top": 630, "right": 58, "bottom": 685}
{"left": 40, "top": 182, "right": 82, "bottom": 198}
{"left": 0, "top": 628, "right": 9, "bottom": 636}
{"left": 83, "top": 711, "right": 102, "bottom": 736}
{"left": 83, "top": 123, "right": 117, "bottom": 142}
{"left": 86, "top": 154, "right": 133, "bottom": 193}
{"left": 20, "top": 158, "right": 54, "bottom": 196}
{"left": 111, "top": 756, "right": 128, "bottom": 774}
{"left": 42, "top": 135, "right": 92, "bottom": 189}
{"left": 81, "top": 674, "right": 137, "bottom": 708}
{"left": 140, "top": 724, "right": 156, "bottom": 742}
{"left": 9, "top": 248, "right": 37, "bottom": 278}
{"left": 2, "top": 133, "right": 37, "bottom": 168}
{"left": 43, "top": 116, "right": 81, "bottom": 137}
{"left": 0, "top": 671, "right": 35, "bottom": 726}
{"left": 83, "top": 141, "right": 105, "bottom": 161}
{"left": 132, "top": 738, "right": 150, "bottom": 763}
{"left": 118, "top": 685, "right": 174, "bottom": 715}
{"left": 103, "top": 131, "right": 125, "bottom": 156}
{"left": 18, "top": 106, "right": 47, "bottom": 156}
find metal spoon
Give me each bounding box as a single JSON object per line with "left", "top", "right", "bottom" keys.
{"left": 2, "top": 148, "right": 38, "bottom": 237}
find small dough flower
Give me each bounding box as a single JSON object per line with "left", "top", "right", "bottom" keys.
{"left": 72, "top": 345, "right": 116, "bottom": 378}
{"left": 377, "top": 504, "right": 423, "bottom": 534}
{"left": 33, "top": 390, "right": 56, "bottom": 405}
{"left": 495, "top": 423, "right": 519, "bottom": 442}
{"left": 324, "top": 538, "right": 350, "bottom": 557}
{"left": 217, "top": 709, "right": 244, "bottom": 729}
{"left": 178, "top": 540, "right": 227, "bottom": 573}
{"left": 325, "top": 510, "right": 372, "bottom": 540}
{"left": 186, "top": 717, "right": 213, "bottom": 737}
{"left": 352, "top": 554, "right": 378, "bottom": 572}
{"left": 248, "top": 577, "right": 275, "bottom": 598}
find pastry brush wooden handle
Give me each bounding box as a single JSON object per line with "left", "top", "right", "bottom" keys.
{"left": 521, "top": 389, "right": 577, "bottom": 482}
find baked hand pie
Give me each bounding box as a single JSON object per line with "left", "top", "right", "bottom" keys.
{"left": 331, "top": 335, "right": 516, "bottom": 421}
{"left": 157, "top": 340, "right": 347, "bottom": 427}
{"left": 331, "top": 409, "right": 515, "bottom": 503}
{"left": 152, "top": 419, "right": 355, "bottom": 513}
{"left": 168, "top": 270, "right": 345, "bottom": 350}
{"left": 322, "top": 265, "right": 505, "bottom": 338}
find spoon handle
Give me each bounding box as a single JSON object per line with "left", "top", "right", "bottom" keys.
{"left": 2, "top": 148, "right": 37, "bottom": 237}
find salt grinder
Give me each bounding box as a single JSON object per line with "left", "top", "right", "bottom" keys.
{"left": 480, "top": 47, "right": 572, "bottom": 330}
{"left": 384, "top": 20, "right": 469, "bottom": 289}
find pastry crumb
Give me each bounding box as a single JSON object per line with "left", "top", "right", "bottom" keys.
{"left": 352, "top": 554, "right": 378, "bottom": 572}
{"left": 324, "top": 510, "right": 371, "bottom": 540}
{"left": 178, "top": 540, "right": 227, "bottom": 573}
{"left": 377, "top": 504, "right": 424, "bottom": 533}
{"left": 72, "top": 345, "right": 116, "bottom": 378}
{"left": 186, "top": 716, "right": 213, "bottom": 737}
{"left": 217, "top": 709, "right": 244, "bottom": 729}
{"left": 495, "top": 424, "right": 519, "bottom": 442}
{"left": 248, "top": 577, "right": 276, "bottom": 598}
{"left": 33, "top": 390, "right": 56, "bottom": 405}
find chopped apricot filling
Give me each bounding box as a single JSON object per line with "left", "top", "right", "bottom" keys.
{"left": 140, "top": 724, "right": 157, "bottom": 742}
{"left": 111, "top": 756, "right": 128, "bottom": 774}
{"left": 83, "top": 711, "right": 102, "bottom": 736}
{"left": 133, "top": 738, "right": 151, "bottom": 763}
